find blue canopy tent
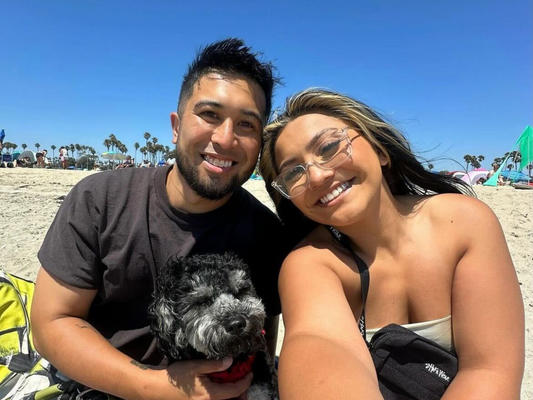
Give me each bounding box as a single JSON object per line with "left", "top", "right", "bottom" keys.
{"left": 500, "top": 171, "right": 532, "bottom": 182}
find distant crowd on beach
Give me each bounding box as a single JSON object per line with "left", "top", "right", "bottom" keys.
{"left": 1, "top": 147, "right": 174, "bottom": 171}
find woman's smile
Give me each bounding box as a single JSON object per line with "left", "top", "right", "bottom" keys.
{"left": 315, "top": 177, "right": 355, "bottom": 206}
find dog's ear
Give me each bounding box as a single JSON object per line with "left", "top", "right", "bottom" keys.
{"left": 150, "top": 295, "right": 188, "bottom": 360}
{"left": 165, "top": 253, "right": 189, "bottom": 274}
{"left": 151, "top": 295, "right": 176, "bottom": 336}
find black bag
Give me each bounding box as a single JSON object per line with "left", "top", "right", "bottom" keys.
{"left": 328, "top": 227, "right": 458, "bottom": 399}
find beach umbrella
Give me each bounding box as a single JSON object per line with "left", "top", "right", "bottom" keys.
{"left": 101, "top": 151, "right": 127, "bottom": 162}
{"left": 461, "top": 170, "right": 489, "bottom": 185}
{"left": 101, "top": 151, "right": 127, "bottom": 169}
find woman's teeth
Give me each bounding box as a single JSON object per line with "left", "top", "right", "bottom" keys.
{"left": 319, "top": 181, "right": 352, "bottom": 204}
{"left": 204, "top": 156, "right": 233, "bottom": 168}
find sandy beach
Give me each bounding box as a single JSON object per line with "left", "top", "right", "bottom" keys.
{"left": 1, "top": 168, "right": 532, "bottom": 397}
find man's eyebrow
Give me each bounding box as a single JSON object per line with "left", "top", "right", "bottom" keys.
{"left": 242, "top": 109, "right": 263, "bottom": 127}
{"left": 194, "top": 100, "right": 263, "bottom": 126}
{"left": 194, "top": 100, "right": 222, "bottom": 109}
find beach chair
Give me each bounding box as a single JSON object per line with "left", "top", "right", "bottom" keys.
{"left": 1, "top": 153, "right": 14, "bottom": 168}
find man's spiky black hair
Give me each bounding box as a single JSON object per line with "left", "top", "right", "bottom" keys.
{"left": 177, "top": 38, "right": 280, "bottom": 121}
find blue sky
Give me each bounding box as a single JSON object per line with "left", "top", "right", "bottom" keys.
{"left": 1, "top": 0, "right": 531, "bottom": 171}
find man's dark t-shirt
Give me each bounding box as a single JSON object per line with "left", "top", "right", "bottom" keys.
{"left": 38, "top": 166, "right": 286, "bottom": 365}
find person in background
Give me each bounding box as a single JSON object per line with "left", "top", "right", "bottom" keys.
{"left": 487, "top": 162, "right": 500, "bottom": 179}
{"left": 36, "top": 149, "right": 48, "bottom": 168}
{"left": 59, "top": 146, "right": 68, "bottom": 169}
{"left": 0, "top": 128, "right": 5, "bottom": 152}
{"left": 116, "top": 155, "right": 134, "bottom": 169}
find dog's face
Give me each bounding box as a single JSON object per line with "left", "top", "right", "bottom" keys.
{"left": 151, "top": 253, "right": 267, "bottom": 360}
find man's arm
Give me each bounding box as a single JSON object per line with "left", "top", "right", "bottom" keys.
{"left": 32, "top": 267, "right": 252, "bottom": 400}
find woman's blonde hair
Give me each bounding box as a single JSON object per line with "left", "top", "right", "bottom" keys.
{"left": 260, "top": 88, "right": 473, "bottom": 235}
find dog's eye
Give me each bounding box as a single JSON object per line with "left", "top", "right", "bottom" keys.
{"left": 238, "top": 284, "right": 251, "bottom": 295}
{"left": 195, "top": 297, "right": 212, "bottom": 306}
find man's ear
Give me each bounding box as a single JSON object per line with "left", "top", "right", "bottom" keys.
{"left": 170, "top": 112, "right": 180, "bottom": 145}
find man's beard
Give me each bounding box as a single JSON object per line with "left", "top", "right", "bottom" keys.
{"left": 175, "top": 141, "right": 251, "bottom": 201}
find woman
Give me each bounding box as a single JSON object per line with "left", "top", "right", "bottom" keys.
{"left": 59, "top": 146, "right": 68, "bottom": 169}
{"left": 260, "top": 89, "right": 524, "bottom": 399}
{"left": 36, "top": 149, "right": 48, "bottom": 168}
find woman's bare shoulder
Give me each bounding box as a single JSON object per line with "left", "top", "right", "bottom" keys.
{"left": 285, "top": 226, "right": 345, "bottom": 266}
{"left": 419, "top": 193, "right": 497, "bottom": 224}
{"left": 407, "top": 194, "right": 502, "bottom": 252}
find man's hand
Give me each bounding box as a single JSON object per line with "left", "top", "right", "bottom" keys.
{"left": 152, "top": 357, "right": 253, "bottom": 400}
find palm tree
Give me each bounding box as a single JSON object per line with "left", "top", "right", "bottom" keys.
{"left": 151, "top": 137, "right": 159, "bottom": 162}
{"left": 22, "top": 143, "right": 27, "bottom": 151}
{"left": 109, "top": 134, "right": 117, "bottom": 151}
{"left": 134, "top": 142, "right": 140, "bottom": 165}
{"left": 51, "top": 145, "right": 56, "bottom": 160}
{"left": 470, "top": 156, "right": 481, "bottom": 169}
{"left": 463, "top": 155, "right": 473, "bottom": 171}
{"left": 144, "top": 132, "right": 151, "bottom": 147}
{"left": 103, "top": 139, "right": 111, "bottom": 152}
{"left": 428, "top": 163, "right": 434, "bottom": 171}
{"left": 89, "top": 147, "right": 97, "bottom": 169}
{"left": 140, "top": 146, "right": 147, "bottom": 163}
{"left": 35, "top": 143, "right": 41, "bottom": 152}
{"left": 511, "top": 151, "right": 522, "bottom": 170}
{"left": 502, "top": 152, "right": 510, "bottom": 164}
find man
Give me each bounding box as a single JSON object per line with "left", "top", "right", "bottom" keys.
{"left": 31, "top": 38, "right": 285, "bottom": 400}
{"left": 116, "top": 155, "right": 134, "bottom": 169}
{"left": 487, "top": 162, "right": 504, "bottom": 185}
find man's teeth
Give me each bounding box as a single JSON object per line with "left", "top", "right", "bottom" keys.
{"left": 320, "top": 182, "right": 351, "bottom": 204}
{"left": 204, "top": 156, "right": 233, "bottom": 168}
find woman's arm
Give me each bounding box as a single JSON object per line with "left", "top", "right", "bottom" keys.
{"left": 440, "top": 196, "right": 524, "bottom": 399}
{"left": 277, "top": 245, "right": 383, "bottom": 400}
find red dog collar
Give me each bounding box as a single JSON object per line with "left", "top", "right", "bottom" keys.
{"left": 208, "top": 353, "right": 256, "bottom": 383}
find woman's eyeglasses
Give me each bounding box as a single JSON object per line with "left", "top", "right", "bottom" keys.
{"left": 271, "top": 127, "right": 356, "bottom": 199}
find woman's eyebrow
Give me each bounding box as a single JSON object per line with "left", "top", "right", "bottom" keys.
{"left": 278, "top": 157, "right": 299, "bottom": 172}
{"left": 305, "top": 128, "right": 336, "bottom": 152}
{"left": 278, "top": 128, "right": 337, "bottom": 172}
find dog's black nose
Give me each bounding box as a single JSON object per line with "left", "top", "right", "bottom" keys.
{"left": 224, "top": 315, "right": 246, "bottom": 333}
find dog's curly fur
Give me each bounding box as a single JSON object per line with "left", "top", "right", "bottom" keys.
{"left": 149, "top": 252, "right": 278, "bottom": 399}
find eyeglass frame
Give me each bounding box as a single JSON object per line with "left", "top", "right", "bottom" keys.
{"left": 271, "top": 126, "right": 357, "bottom": 199}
